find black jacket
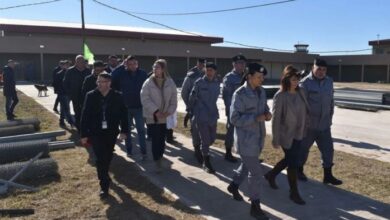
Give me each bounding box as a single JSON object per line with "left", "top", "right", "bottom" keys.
{"left": 51, "top": 66, "right": 61, "bottom": 88}
{"left": 63, "top": 66, "right": 90, "bottom": 100}
{"left": 81, "top": 73, "right": 98, "bottom": 104}
{"left": 53, "top": 69, "right": 66, "bottom": 95}
{"left": 2, "top": 66, "right": 16, "bottom": 97}
{"left": 80, "top": 89, "right": 129, "bottom": 138}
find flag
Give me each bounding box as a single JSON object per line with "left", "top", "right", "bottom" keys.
{"left": 83, "top": 43, "right": 95, "bottom": 65}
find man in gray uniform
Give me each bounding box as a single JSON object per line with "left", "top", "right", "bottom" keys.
{"left": 181, "top": 58, "right": 206, "bottom": 164}
{"left": 222, "top": 55, "right": 247, "bottom": 163}
{"left": 189, "top": 62, "right": 220, "bottom": 173}
{"left": 298, "top": 59, "right": 342, "bottom": 185}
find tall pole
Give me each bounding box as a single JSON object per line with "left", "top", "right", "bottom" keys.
{"left": 81, "top": 0, "right": 85, "bottom": 54}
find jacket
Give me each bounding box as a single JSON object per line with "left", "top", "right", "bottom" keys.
{"left": 181, "top": 66, "right": 203, "bottom": 112}
{"left": 300, "top": 72, "right": 334, "bottom": 131}
{"left": 111, "top": 68, "right": 148, "bottom": 108}
{"left": 271, "top": 89, "right": 310, "bottom": 149}
{"left": 63, "top": 66, "right": 90, "bottom": 100}
{"left": 81, "top": 73, "right": 98, "bottom": 104}
{"left": 189, "top": 75, "right": 220, "bottom": 124}
{"left": 80, "top": 89, "right": 129, "bottom": 138}
{"left": 2, "top": 66, "right": 16, "bottom": 97}
{"left": 230, "top": 82, "right": 269, "bottom": 157}
{"left": 222, "top": 70, "right": 242, "bottom": 116}
{"left": 140, "top": 75, "right": 178, "bottom": 124}
{"left": 52, "top": 69, "right": 66, "bottom": 95}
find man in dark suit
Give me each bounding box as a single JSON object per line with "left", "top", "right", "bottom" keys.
{"left": 3, "top": 59, "right": 18, "bottom": 120}
{"left": 80, "top": 73, "right": 128, "bottom": 199}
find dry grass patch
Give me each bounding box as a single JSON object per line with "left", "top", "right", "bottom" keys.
{"left": 0, "top": 91, "right": 204, "bottom": 220}
{"left": 175, "top": 112, "right": 390, "bottom": 204}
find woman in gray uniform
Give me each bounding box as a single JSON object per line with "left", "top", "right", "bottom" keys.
{"left": 227, "top": 63, "right": 271, "bottom": 220}
{"left": 264, "top": 65, "right": 309, "bottom": 205}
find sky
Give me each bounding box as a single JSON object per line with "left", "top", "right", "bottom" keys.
{"left": 1, "top": 0, "right": 390, "bottom": 55}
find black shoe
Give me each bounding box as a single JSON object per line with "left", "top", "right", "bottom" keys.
{"left": 264, "top": 172, "right": 278, "bottom": 189}
{"left": 250, "top": 200, "right": 269, "bottom": 220}
{"left": 53, "top": 109, "right": 59, "bottom": 114}
{"left": 203, "top": 156, "right": 215, "bottom": 174}
{"left": 323, "top": 167, "right": 343, "bottom": 185}
{"left": 225, "top": 152, "right": 238, "bottom": 163}
{"left": 99, "top": 190, "right": 109, "bottom": 199}
{"left": 289, "top": 191, "right": 306, "bottom": 205}
{"left": 59, "top": 120, "right": 66, "bottom": 127}
{"left": 7, "top": 116, "right": 15, "bottom": 121}
{"left": 227, "top": 182, "right": 243, "bottom": 201}
{"left": 11, "top": 113, "right": 17, "bottom": 118}
{"left": 297, "top": 167, "right": 308, "bottom": 182}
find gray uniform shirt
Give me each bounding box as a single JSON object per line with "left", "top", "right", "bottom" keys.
{"left": 189, "top": 76, "right": 220, "bottom": 124}
{"left": 181, "top": 67, "right": 203, "bottom": 112}
{"left": 222, "top": 70, "right": 242, "bottom": 116}
{"left": 300, "top": 72, "right": 334, "bottom": 131}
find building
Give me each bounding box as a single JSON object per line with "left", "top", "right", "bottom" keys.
{"left": 369, "top": 39, "right": 390, "bottom": 55}
{"left": 0, "top": 18, "right": 389, "bottom": 83}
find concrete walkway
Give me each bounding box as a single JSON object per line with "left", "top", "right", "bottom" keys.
{"left": 17, "top": 85, "right": 390, "bottom": 220}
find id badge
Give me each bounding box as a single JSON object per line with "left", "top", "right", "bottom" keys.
{"left": 102, "top": 120, "right": 108, "bottom": 129}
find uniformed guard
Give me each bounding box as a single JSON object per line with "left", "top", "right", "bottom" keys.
{"left": 298, "top": 59, "right": 342, "bottom": 185}
{"left": 181, "top": 58, "right": 206, "bottom": 164}
{"left": 80, "top": 73, "right": 128, "bottom": 199}
{"left": 222, "top": 54, "right": 247, "bottom": 162}
{"left": 189, "top": 62, "right": 220, "bottom": 173}
{"left": 227, "top": 63, "right": 271, "bottom": 220}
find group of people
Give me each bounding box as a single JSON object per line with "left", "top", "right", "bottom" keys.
{"left": 182, "top": 56, "right": 342, "bottom": 220}
{"left": 3, "top": 53, "right": 343, "bottom": 220}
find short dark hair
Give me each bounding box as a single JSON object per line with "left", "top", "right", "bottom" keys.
{"left": 98, "top": 72, "right": 112, "bottom": 80}
{"left": 126, "top": 55, "right": 137, "bottom": 61}
{"left": 313, "top": 58, "right": 327, "bottom": 67}
{"left": 93, "top": 60, "right": 105, "bottom": 68}
{"left": 280, "top": 65, "right": 300, "bottom": 92}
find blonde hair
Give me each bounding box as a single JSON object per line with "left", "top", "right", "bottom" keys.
{"left": 153, "top": 59, "right": 170, "bottom": 78}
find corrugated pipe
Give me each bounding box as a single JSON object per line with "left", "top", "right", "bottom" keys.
{"left": 0, "top": 125, "right": 36, "bottom": 137}
{"left": 0, "top": 118, "right": 40, "bottom": 130}
{"left": 0, "top": 130, "right": 66, "bottom": 143}
{"left": 0, "top": 158, "right": 58, "bottom": 181}
{"left": 0, "top": 139, "right": 50, "bottom": 164}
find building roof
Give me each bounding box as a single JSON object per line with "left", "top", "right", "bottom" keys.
{"left": 368, "top": 39, "right": 390, "bottom": 46}
{"left": 0, "top": 18, "right": 223, "bottom": 44}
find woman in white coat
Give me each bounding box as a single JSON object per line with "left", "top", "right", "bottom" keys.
{"left": 140, "top": 59, "right": 177, "bottom": 172}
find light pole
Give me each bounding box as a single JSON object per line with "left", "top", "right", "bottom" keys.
{"left": 338, "top": 59, "right": 342, "bottom": 82}
{"left": 39, "top": 44, "right": 45, "bottom": 82}
{"left": 186, "top": 49, "right": 190, "bottom": 70}
{"left": 121, "top": 47, "right": 126, "bottom": 60}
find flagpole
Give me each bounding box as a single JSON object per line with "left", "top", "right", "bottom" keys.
{"left": 81, "top": 0, "right": 86, "bottom": 54}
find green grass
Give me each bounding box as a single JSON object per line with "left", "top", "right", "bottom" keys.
{"left": 175, "top": 112, "right": 390, "bottom": 204}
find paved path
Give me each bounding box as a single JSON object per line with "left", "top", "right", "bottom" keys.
{"left": 16, "top": 85, "right": 390, "bottom": 220}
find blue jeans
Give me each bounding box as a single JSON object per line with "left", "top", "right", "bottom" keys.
{"left": 125, "top": 108, "right": 146, "bottom": 155}
{"left": 5, "top": 94, "right": 19, "bottom": 118}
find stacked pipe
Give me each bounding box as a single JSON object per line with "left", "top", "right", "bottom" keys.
{"left": 0, "top": 118, "right": 40, "bottom": 137}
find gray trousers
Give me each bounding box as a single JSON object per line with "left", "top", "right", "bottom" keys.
{"left": 232, "top": 156, "right": 262, "bottom": 201}
{"left": 197, "top": 121, "right": 217, "bottom": 156}
{"left": 224, "top": 110, "right": 234, "bottom": 150}
{"left": 190, "top": 117, "right": 201, "bottom": 148}
{"left": 299, "top": 128, "right": 334, "bottom": 168}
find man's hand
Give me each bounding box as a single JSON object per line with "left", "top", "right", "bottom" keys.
{"left": 118, "top": 133, "right": 127, "bottom": 141}
{"left": 255, "top": 114, "right": 266, "bottom": 122}
{"left": 81, "top": 137, "right": 88, "bottom": 146}
{"left": 265, "top": 112, "right": 272, "bottom": 121}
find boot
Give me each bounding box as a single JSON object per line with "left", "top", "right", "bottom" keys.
{"left": 323, "top": 167, "right": 343, "bottom": 185}
{"left": 166, "top": 129, "right": 175, "bottom": 144}
{"left": 203, "top": 156, "right": 215, "bottom": 174}
{"left": 297, "top": 166, "right": 308, "bottom": 182}
{"left": 264, "top": 159, "right": 287, "bottom": 189}
{"left": 227, "top": 182, "right": 243, "bottom": 201}
{"left": 250, "top": 200, "right": 269, "bottom": 220}
{"left": 287, "top": 168, "right": 306, "bottom": 205}
{"left": 225, "top": 148, "right": 238, "bottom": 163}
{"left": 194, "top": 145, "right": 203, "bottom": 165}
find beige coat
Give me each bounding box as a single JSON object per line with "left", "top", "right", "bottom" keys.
{"left": 272, "top": 89, "right": 310, "bottom": 149}
{"left": 140, "top": 75, "right": 177, "bottom": 124}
